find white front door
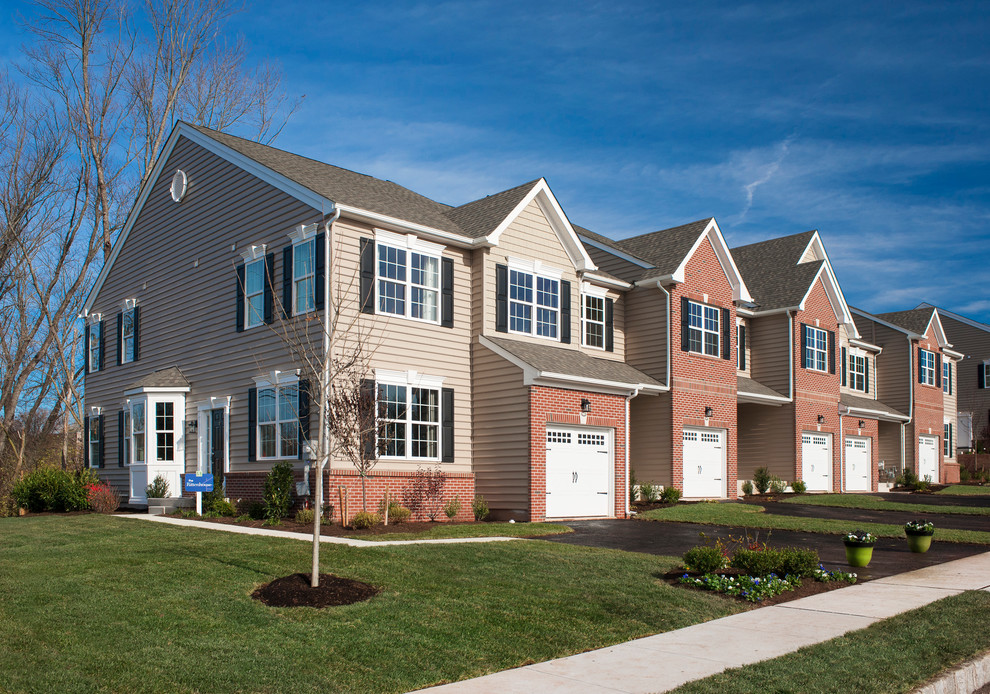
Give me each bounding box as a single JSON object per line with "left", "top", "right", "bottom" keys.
{"left": 545, "top": 426, "right": 612, "bottom": 518}
{"left": 682, "top": 427, "right": 726, "bottom": 498}
{"left": 918, "top": 435, "right": 939, "bottom": 483}
{"left": 802, "top": 432, "right": 832, "bottom": 491}
{"left": 844, "top": 437, "right": 871, "bottom": 491}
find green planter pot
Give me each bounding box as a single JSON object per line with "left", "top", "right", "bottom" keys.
{"left": 905, "top": 531, "right": 934, "bottom": 553}
{"left": 844, "top": 541, "right": 875, "bottom": 567}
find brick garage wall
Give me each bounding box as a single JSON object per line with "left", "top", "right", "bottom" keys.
{"left": 530, "top": 385, "right": 628, "bottom": 522}
{"left": 840, "top": 415, "right": 879, "bottom": 491}
{"left": 792, "top": 278, "right": 842, "bottom": 489}
{"left": 913, "top": 324, "right": 948, "bottom": 482}
{"left": 668, "top": 235, "right": 739, "bottom": 497}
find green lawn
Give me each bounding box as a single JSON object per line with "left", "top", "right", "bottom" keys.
{"left": 637, "top": 502, "right": 990, "bottom": 544}
{"left": 779, "top": 493, "right": 990, "bottom": 516}
{"left": 671, "top": 590, "right": 990, "bottom": 693}
{"left": 347, "top": 521, "right": 571, "bottom": 541}
{"left": 936, "top": 484, "right": 990, "bottom": 496}
{"left": 0, "top": 515, "right": 741, "bottom": 693}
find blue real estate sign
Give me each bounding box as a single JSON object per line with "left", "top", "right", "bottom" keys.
{"left": 184, "top": 473, "right": 214, "bottom": 493}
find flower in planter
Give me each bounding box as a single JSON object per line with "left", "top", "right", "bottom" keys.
{"left": 904, "top": 519, "right": 935, "bottom": 536}
{"left": 843, "top": 530, "right": 877, "bottom": 545}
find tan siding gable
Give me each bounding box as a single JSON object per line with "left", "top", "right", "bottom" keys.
{"left": 749, "top": 314, "right": 790, "bottom": 396}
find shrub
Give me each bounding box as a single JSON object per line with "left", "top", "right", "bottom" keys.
{"left": 683, "top": 545, "right": 727, "bottom": 573}
{"left": 472, "top": 495, "right": 490, "bottom": 521}
{"left": 779, "top": 548, "right": 820, "bottom": 577}
{"left": 960, "top": 467, "right": 971, "bottom": 482}
{"left": 914, "top": 477, "right": 931, "bottom": 492}
{"left": 659, "top": 486, "right": 681, "bottom": 504}
{"left": 235, "top": 514, "right": 252, "bottom": 522}
{"left": 753, "top": 467, "right": 772, "bottom": 494}
{"left": 389, "top": 505, "right": 412, "bottom": 524}
{"left": 637, "top": 481, "right": 656, "bottom": 502}
{"left": 768, "top": 476, "right": 787, "bottom": 494}
{"left": 898, "top": 468, "right": 918, "bottom": 489}
{"left": 202, "top": 489, "right": 236, "bottom": 517}
{"left": 86, "top": 482, "right": 120, "bottom": 514}
{"left": 791, "top": 480, "right": 807, "bottom": 494}
{"left": 730, "top": 547, "right": 782, "bottom": 577}
{"left": 350, "top": 511, "right": 381, "bottom": 529}
{"left": 741, "top": 480, "right": 754, "bottom": 496}
{"left": 263, "top": 462, "right": 294, "bottom": 522}
{"left": 11, "top": 466, "right": 99, "bottom": 513}
{"left": 245, "top": 501, "right": 266, "bottom": 520}
{"left": 294, "top": 508, "right": 316, "bottom": 525}
{"left": 404, "top": 466, "right": 447, "bottom": 521}
{"left": 443, "top": 496, "right": 462, "bottom": 519}
{"left": 146, "top": 474, "right": 170, "bottom": 499}
{"left": 629, "top": 470, "right": 638, "bottom": 504}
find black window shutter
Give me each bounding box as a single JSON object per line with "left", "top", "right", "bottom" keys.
{"left": 97, "top": 415, "right": 105, "bottom": 468}
{"left": 314, "top": 233, "right": 325, "bottom": 310}
{"left": 738, "top": 325, "right": 746, "bottom": 370}
{"left": 361, "top": 379, "right": 376, "bottom": 457}
{"left": 441, "top": 387, "right": 454, "bottom": 463}
{"left": 263, "top": 253, "right": 275, "bottom": 324}
{"left": 359, "top": 237, "right": 375, "bottom": 315}
{"left": 235, "top": 264, "right": 245, "bottom": 333}
{"left": 918, "top": 347, "right": 923, "bottom": 383}
{"left": 560, "top": 280, "right": 571, "bottom": 344}
{"left": 978, "top": 363, "right": 985, "bottom": 389}
{"left": 441, "top": 257, "right": 454, "bottom": 328}
{"left": 841, "top": 347, "right": 847, "bottom": 386}
{"left": 297, "top": 379, "right": 309, "bottom": 459}
{"left": 116, "top": 312, "right": 123, "bottom": 365}
{"left": 827, "top": 330, "right": 835, "bottom": 374}
{"left": 936, "top": 353, "right": 942, "bottom": 388}
{"left": 132, "top": 306, "right": 140, "bottom": 361}
{"left": 605, "top": 298, "right": 615, "bottom": 352}
{"left": 865, "top": 358, "right": 870, "bottom": 394}
{"left": 117, "top": 410, "right": 125, "bottom": 467}
{"left": 948, "top": 362, "right": 952, "bottom": 395}
{"left": 83, "top": 325, "right": 90, "bottom": 374}
{"left": 948, "top": 423, "right": 953, "bottom": 454}
{"left": 98, "top": 321, "right": 105, "bottom": 371}
{"left": 495, "top": 264, "right": 508, "bottom": 333}
{"left": 680, "top": 297, "right": 690, "bottom": 351}
{"left": 247, "top": 387, "right": 257, "bottom": 462}
{"left": 282, "top": 245, "right": 293, "bottom": 318}
{"left": 83, "top": 415, "right": 90, "bottom": 467}
{"left": 721, "top": 308, "right": 731, "bottom": 360}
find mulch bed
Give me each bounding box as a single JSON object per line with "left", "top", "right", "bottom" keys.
{"left": 251, "top": 573, "right": 379, "bottom": 608}
{"left": 170, "top": 513, "right": 491, "bottom": 537}
{"left": 662, "top": 567, "right": 863, "bottom": 608}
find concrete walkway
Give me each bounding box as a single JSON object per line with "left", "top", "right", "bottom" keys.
{"left": 420, "top": 552, "right": 990, "bottom": 693}
{"left": 115, "top": 512, "right": 521, "bottom": 547}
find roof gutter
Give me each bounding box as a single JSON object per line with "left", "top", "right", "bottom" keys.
{"left": 838, "top": 404, "right": 910, "bottom": 423}
{"left": 334, "top": 203, "right": 480, "bottom": 249}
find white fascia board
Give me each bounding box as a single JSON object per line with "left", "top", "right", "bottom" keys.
{"left": 928, "top": 311, "right": 952, "bottom": 349}
{"left": 578, "top": 234, "right": 653, "bottom": 269}
{"left": 848, "top": 338, "right": 882, "bottom": 353}
{"left": 737, "top": 391, "right": 790, "bottom": 406}
{"left": 123, "top": 385, "right": 192, "bottom": 396}
{"left": 335, "top": 204, "right": 476, "bottom": 249}
{"left": 634, "top": 274, "right": 675, "bottom": 288}
{"left": 796, "top": 260, "right": 859, "bottom": 337}
{"left": 672, "top": 219, "right": 753, "bottom": 302}
{"left": 583, "top": 272, "right": 632, "bottom": 290}
{"left": 486, "top": 179, "right": 597, "bottom": 272}
{"left": 943, "top": 347, "right": 965, "bottom": 360}
{"left": 839, "top": 404, "right": 910, "bottom": 423}
{"left": 736, "top": 307, "right": 757, "bottom": 317}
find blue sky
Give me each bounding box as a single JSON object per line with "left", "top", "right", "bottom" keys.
{"left": 5, "top": 0, "right": 990, "bottom": 323}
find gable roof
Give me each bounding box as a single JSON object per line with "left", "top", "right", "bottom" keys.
{"left": 874, "top": 307, "right": 937, "bottom": 337}
{"left": 917, "top": 303, "right": 990, "bottom": 334}
{"left": 127, "top": 366, "right": 190, "bottom": 391}
{"left": 616, "top": 219, "right": 714, "bottom": 277}
{"left": 443, "top": 180, "right": 541, "bottom": 239}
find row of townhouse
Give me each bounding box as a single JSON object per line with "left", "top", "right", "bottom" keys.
{"left": 81, "top": 122, "right": 984, "bottom": 521}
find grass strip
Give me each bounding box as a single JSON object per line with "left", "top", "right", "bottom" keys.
{"left": 348, "top": 521, "right": 571, "bottom": 541}
{"left": 670, "top": 590, "right": 990, "bottom": 693}
{"left": 0, "top": 515, "right": 740, "bottom": 694}
{"left": 779, "top": 493, "right": 990, "bottom": 516}
{"left": 637, "top": 502, "right": 990, "bottom": 544}
{"left": 936, "top": 484, "right": 990, "bottom": 496}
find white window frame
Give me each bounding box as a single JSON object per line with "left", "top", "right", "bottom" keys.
{"left": 944, "top": 422, "right": 953, "bottom": 457}
{"left": 155, "top": 401, "right": 176, "bottom": 462}
{"left": 293, "top": 237, "right": 316, "bottom": 315}
{"left": 804, "top": 325, "right": 828, "bottom": 372}
{"left": 376, "top": 370, "right": 443, "bottom": 462}
{"left": 687, "top": 299, "right": 720, "bottom": 357}
{"left": 254, "top": 373, "right": 300, "bottom": 461}
{"left": 983, "top": 362, "right": 990, "bottom": 386}
{"left": 122, "top": 409, "right": 131, "bottom": 466}
{"left": 943, "top": 360, "right": 952, "bottom": 394}
{"left": 507, "top": 258, "right": 561, "bottom": 341}
{"left": 919, "top": 348, "right": 936, "bottom": 386}
{"left": 121, "top": 307, "right": 136, "bottom": 364}
{"left": 736, "top": 321, "right": 745, "bottom": 369}
{"left": 87, "top": 416, "right": 101, "bottom": 468}
{"left": 87, "top": 318, "right": 102, "bottom": 373}
{"left": 244, "top": 257, "right": 266, "bottom": 329}
{"left": 848, "top": 352, "right": 867, "bottom": 392}
{"left": 581, "top": 284, "right": 607, "bottom": 350}
{"left": 131, "top": 401, "right": 146, "bottom": 466}
{"left": 375, "top": 230, "right": 443, "bottom": 324}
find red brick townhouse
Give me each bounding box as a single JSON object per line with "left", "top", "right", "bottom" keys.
{"left": 852, "top": 307, "right": 964, "bottom": 484}
{"left": 81, "top": 121, "right": 663, "bottom": 521}
{"left": 730, "top": 231, "right": 906, "bottom": 493}
{"left": 578, "top": 218, "right": 752, "bottom": 499}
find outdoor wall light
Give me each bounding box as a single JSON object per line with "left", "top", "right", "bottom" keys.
{"left": 858, "top": 420, "right": 866, "bottom": 428}
{"left": 186, "top": 419, "right": 198, "bottom": 433}
{"left": 817, "top": 415, "right": 826, "bottom": 424}
{"left": 704, "top": 406, "right": 714, "bottom": 418}
{"left": 581, "top": 398, "right": 592, "bottom": 413}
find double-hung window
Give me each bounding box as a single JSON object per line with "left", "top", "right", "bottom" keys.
{"left": 377, "top": 241, "right": 440, "bottom": 322}
{"left": 509, "top": 266, "right": 559, "bottom": 339}
{"left": 257, "top": 383, "right": 299, "bottom": 459}
{"left": 87, "top": 321, "right": 102, "bottom": 373}
{"left": 943, "top": 361, "right": 952, "bottom": 394}
{"left": 155, "top": 402, "right": 175, "bottom": 462}
{"left": 244, "top": 257, "right": 266, "bottom": 328}
{"left": 377, "top": 373, "right": 443, "bottom": 461}
{"left": 583, "top": 294, "right": 606, "bottom": 349}
{"left": 88, "top": 417, "right": 101, "bottom": 468}
{"left": 687, "top": 300, "right": 720, "bottom": 356}
{"left": 919, "top": 349, "right": 936, "bottom": 386}
{"left": 122, "top": 410, "right": 131, "bottom": 466}
{"left": 121, "top": 308, "right": 136, "bottom": 363}
{"left": 131, "top": 402, "right": 145, "bottom": 465}
{"left": 293, "top": 238, "right": 315, "bottom": 315}
{"left": 804, "top": 325, "right": 828, "bottom": 371}
{"left": 849, "top": 353, "right": 868, "bottom": 392}
{"left": 944, "top": 423, "right": 953, "bottom": 457}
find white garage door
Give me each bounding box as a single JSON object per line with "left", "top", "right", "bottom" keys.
{"left": 844, "top": 437, "right": 871, "bottom": 491}
{"left": 802, "top": 432, "right": 832, "bottom": 491}
{"left": 545, "top": 427, "right": 611, "bottom": 518}
{"left": 682, "top": 428, "right": 725, "bottom": 498}
{"left": 918, "top": 435, "right": 939, "bottom": 483}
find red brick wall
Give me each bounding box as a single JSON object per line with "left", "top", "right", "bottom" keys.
{"left": 913, "top": 323, "right": 946, "bottom": 482}
{"left": 529, "top": 385, "right": 628, "bottom": 522}
{"left": 668, "top": 235, "right": 738, "bottom": 497}
{"left": 792, "top": 278, "right": 842, "bottom": 489}
{"left": 840, "top": 415, "right": 879, "bottom": 491}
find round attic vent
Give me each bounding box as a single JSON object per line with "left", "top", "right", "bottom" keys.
{"left": 170, "top": 170, "right": 188, "bottom": 202}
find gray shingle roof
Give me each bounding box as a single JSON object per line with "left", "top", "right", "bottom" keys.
{"left": 737, "top": 376, "right": 787, "bottom": 400}
{"left": 616, "top": 218, "right": 714, "bottom": 278}
{"left": 840, "top": 393, "right": 908, "bottom": 420}
{"left": 874, "top": 308, "right": 935, "bottom": 336}
{"left": 484, "top": 337, "right": 662, "bottom": 388}
{"left": 129, "top": 366, "right": 189, "bottom": 390}
{"left": 731, "top": 231, "right": 822, "bottom": 311}
{"left": 443, "top": 180, "right": 541, "bottom": 239}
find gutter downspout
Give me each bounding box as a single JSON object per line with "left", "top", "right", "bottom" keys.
{"left": 787, "top": 311, "right": 794, "bottom": 399}
{"left": 655, "top": 281, "right": 671, "bottom": 389}
{"left": 904, "top": 335, "right": 914, "bottom": 472}
{"left": 625, "top": 388, "right": 639, "bottom": 518}
{"left": 839, "top": 408, "right": 844, "bottom": 492}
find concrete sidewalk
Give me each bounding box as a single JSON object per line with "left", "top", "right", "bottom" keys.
{"left": 419, "top": 552, "right": 990, "bottom": 693}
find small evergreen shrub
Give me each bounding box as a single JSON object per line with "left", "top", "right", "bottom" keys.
{"left": 263, "top": 462, "right": 294, "bottom": 522}
{"left": 753, "top": 467, "right": 772, "bottom": 494}
{"left": 780, "top": 548, "right": 820, "bottom": 577}
{"left": 235, "top": 514, "right": 252, "bottom": 522}
{"left": 443, "top": 496, "right": 462, "bottom": 519}
{"left": 388, "top": 505, "right": 412, "bottom": 524}
{"left": 245, "top": 501, "right": 266, "bottom": 520}
{"left": 659, "top": 486, "right": 681, "bottom": 504}
{"left": 629, "top": 470, "right": 638, "bottom": 504}
{"left": 294, "top": 508, "right": 316, "bottom": 525}
{"left": 960, "top": 467, "right": 971, "bottom": 482}
{"left": 350, "top": 511, "right": 381, "bottom": 529}
{"left": 683, "top": 545, "right": 727, "bottom": 573}
{"left": 768, "top": 476, "right": 787, "bottom": 494}
{"left": 731, "top": 547, "right": 820, "bottom": 578}
{"left": 11, "top": 466, "right": 99, "bottom": 512}
{"left": 741, "top": 480, "right": 754, "bottom": 496}
{"left": 86, "top": 482, "right": 120, "bottom": 514}
{"left": 638, "top": 482, "right": 658, "bottom": 503}
{"left": 791, "top": 480, "right": 807, "bottom": 494}
{"left": 472, "top": 495, "right": 490, "bottom": 521}
{"left": 146, "top": 474, "right": 170, "bottom": 499}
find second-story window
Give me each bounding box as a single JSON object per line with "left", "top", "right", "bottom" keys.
{"left": 293, "top": 238, "right": 315, "bottom": 314}
{"left": 245, "top": 257, "right": 266, "bottom": 328}
{"left": 943, "top": 361, "right": 952, "bottom": 394}
{"left": 377, "top": 244, "right": 440, "bottom": 322}
{"left": 919, "top": 348, "right": 936, "bottom": 386}
{"left": 687, "top": 300, "right": 720, "bottom": 356}
{"left": 849, "top": 353, "right": 868, "bottom": 392}
{"left": 121, "top": 308, "right": 136, "bottom": 363}
{"left": 583, "top": 294, "right": 606, "bottom": 349}
{"left": 803, "top": 325, "right": 828, "bottom": 371}
{"left": 87, "top": 321, "right": 102, "bottom": 373}
{"left": 510, "top": 270, "right": 558, "bottom": 339}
